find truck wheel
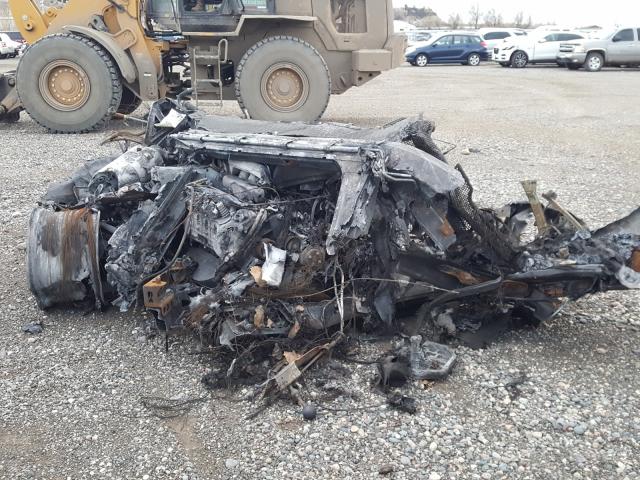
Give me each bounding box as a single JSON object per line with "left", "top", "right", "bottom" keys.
{"left": 117, "top": 86, "right": 143, "bottom": 115}
{"left": 16, "top": 33, "right": 122, "bottom": 133}
{"left": 511, "top": 51, "right": 528, "bottom": 68}
{"left": 235, "top": 36, "right": 331, "bottom": 122}
{"left": 584, "top": 52, "right": 603, "bottom": 72}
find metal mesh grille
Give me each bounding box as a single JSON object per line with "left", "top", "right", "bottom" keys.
{"left": 450, "top": 165, "right": 516, "bottom": 263}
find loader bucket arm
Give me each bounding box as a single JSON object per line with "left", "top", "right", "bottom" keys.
{"left": 8, "top": 0, "right": 56, "bottom": 45}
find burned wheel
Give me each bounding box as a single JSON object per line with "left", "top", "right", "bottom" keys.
{"left": 16, "top": 33, "right": 122, "bottom": 133}
{"left": 117, "top": 86, "right": 143, "bottom": 115}
{"left": 235, "top": 36, "right": 331, "bottom": 122}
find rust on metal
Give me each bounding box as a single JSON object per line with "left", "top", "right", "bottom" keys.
{"left": 631, "top": 249, "right": 640, "bottom": 273}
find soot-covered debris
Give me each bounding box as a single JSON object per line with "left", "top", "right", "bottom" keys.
{"left": 26, "top": 99, "right": 640, "bottom": 408}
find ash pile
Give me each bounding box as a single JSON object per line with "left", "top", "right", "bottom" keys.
{"left": 27, "top": 99, "right": 640, "bottom": 404}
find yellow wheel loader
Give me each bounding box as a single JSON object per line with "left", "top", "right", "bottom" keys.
{"left": 0, "top": 0, "right": 405, "bottom": 132}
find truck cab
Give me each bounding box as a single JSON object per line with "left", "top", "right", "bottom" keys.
{"left": 557, "top": 26, "right": 640, "bottom": 71}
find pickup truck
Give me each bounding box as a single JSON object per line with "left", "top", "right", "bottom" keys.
{"left": 557, "top": 26, "right": 640, "bottom": 71}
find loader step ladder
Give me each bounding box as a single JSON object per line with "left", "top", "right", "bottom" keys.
{"left": 191, "top": 39, "right": 229, "bottom": 108}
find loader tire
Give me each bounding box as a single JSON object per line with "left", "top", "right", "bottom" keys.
{"left": 117, "top": 86, "right": 143, "bottom": 115}
{"left": 235, "top": 36, "right": 331, "bottom": 122}
{"left": 16, "top": 33, "right": 122, "bottom": 133}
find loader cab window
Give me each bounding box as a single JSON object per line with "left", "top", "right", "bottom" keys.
{"left": 179, "top": 0, "right": 240, "bottom": 32}
{"left": 184, "top": 0, "right": 271, "bottom": 13}
{"left": 178, "top": 0, "right": 273, "bottom": 32}
{"left": 332, "top": 0, "right": 367, "bottom": 33}
{"left": 184, "top": 0, "right": 224, "bottom": 13}
{"left": 146, "top": 0, "right": 181, "bottom": 32}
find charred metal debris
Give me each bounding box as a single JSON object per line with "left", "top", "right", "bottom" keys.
{"left": 27, "top": 99, "right": 640, "bottom": 400}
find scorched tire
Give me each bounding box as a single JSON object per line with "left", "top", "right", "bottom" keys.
{"left": 16, "top": 33, "right": 122, "bottom": 133}
{"left": 235, "top": 36, "right": 331, "bottom": 122}
{"left": 117, "top": 86, "right": 143, "bottom": 115}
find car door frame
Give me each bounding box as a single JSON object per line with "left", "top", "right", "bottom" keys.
{"left": 450, "top": 35, "right": 472, "bottom": 61}
{"left": 429, "top": 35, "right": 455, "bottom": 63}
{"left": 532, "top": 33, "right": 559, "bottom": 61}
{"left": 608, "top": 28, "right": 636, "bottom": 63}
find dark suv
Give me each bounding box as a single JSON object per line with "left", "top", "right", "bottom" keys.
{"left": 406, "top": 32, "right": 489, "bottom": 67}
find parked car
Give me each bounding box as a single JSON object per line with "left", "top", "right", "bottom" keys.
{"left": 405, "top": 32, "right": 489, "bottom": 67}
{"left": 492, "top": 31, "right": 585, "bottom": 68}
{"left": 4, "top": 32, "right": 27, "bottom": 55}
{"left": 406, "top": 29, "right": 436, "bottom": 47}
{"left": 0, "top": 33, "right": 17, "bottom": 58}
{"left": 479, "top": 28, "right": 527, "bottom": 51}
{"left": 0, "top": 33, "right": 19, "bottom": 59}
{"left": 557, "top": 26, "right": 640, "bottom": 71}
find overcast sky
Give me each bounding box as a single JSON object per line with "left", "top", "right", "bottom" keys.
{"left": 394, "top": 1, "right": 640, "bottom": 27}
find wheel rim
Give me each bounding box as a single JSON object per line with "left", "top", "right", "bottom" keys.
{"left": 260, "top": 62, "right": 309, "bottom": 113}
{"left": 588, "top": 56, "right": 601, "bottom": 70}
{"left": 38, "top": 60, "right": 91, "bottom": 112}
{"left": 416, "top": 55, "right": 428, "bottom": 67}
{"left": 514, "top": 53, "right": 526, "bottom": 67}
{"left": 469, "top": 54, "right": 480, "bottom": 66}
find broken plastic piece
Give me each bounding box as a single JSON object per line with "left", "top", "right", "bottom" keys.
{"left": 262, "top": 244, "right": 286, "bottom": 287}
{"left": 22, "top": 322, "right": 43, "bottom": 334}
{"left": 408, "top": 336, "right": 456, "bottom": 380}
{"left": 155, "top": 109, "right": 187, "bottom": 128}
{"left": 379, "top": 336, "right": 457, "bottom": 386}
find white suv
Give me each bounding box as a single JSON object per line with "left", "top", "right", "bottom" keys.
{"left": 492, "top": 31, "right": 585, "bottom": 68}
{"left": 479, "top": 28, "right": 527, "bottom": 51}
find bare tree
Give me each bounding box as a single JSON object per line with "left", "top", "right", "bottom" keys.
{"left": 483, "top": 8, "right": 503, "bottom": 27}
{"left": 415, "top": 15, "right": 445, "bottom": 29}
{"left": 0, "top": 4, "right": 14, "bottom": 30}
{"left": 514, "top": 11, "right": 524, "bottom": 27}
{"left": 525, "top": 15, "right": 533, "bottom": 28}
{"left": 469, "top": 3, "right": 482, "bottom": 29}
{"left": 448, "top": 13, "right": 463, "bottom": 29}
{"left": 394, "top": 8, "right": 407, "bottom": 21}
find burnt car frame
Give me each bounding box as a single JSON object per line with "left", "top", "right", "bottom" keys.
{"left": 27, "top": 99, "right": 640, "bottom": 353}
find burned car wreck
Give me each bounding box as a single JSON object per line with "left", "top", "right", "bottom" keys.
{"left": 27, "top": 100, "right": 640, "bottom": 389}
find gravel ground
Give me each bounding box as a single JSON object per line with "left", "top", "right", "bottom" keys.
{"left": 1, "top": 61, "right": 639, "bottom": 480}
